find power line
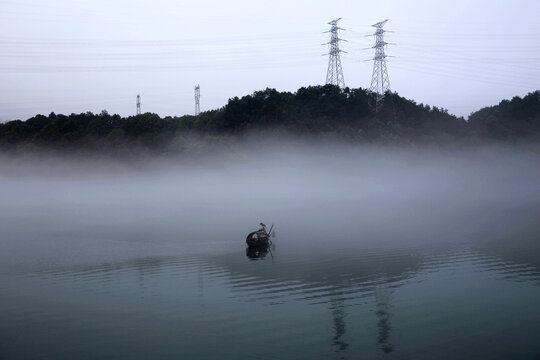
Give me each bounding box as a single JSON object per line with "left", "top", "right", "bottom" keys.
{"left": 391, "top": 62, "right": 538, "bottom": 88}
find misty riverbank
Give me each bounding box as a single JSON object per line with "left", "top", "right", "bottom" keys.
{"left": 1, "top": 87, "right": 538, "bottom": 157}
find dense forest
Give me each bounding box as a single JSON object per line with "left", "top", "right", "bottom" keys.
{"left": 468, "top": 91, "right": 540, "bottom": 142}
{"left": 0, "top": 86, "right": 538, "bottom": 156}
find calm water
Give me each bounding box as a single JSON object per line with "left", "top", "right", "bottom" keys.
{"left": 1, "top": 147, "right": 540, "bottom": 359}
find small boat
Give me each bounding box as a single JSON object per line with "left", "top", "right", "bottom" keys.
{"left": 246, "top": 224, "right": 274, "bottom": 248}
{"left": 246, "top": 230, "right": 270, "bottom": 248}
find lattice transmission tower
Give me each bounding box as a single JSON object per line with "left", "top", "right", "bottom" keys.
{"left": 194, "top": 85, "right": 200, "bottom": 115}
{"left": 368, "top": 19, "right": 392, "bottom": 112}
{"left": 324, "top": 18, "right": 346, "bottom": 89}
{"left": 136, "top": 94, "right": 141, "bottom": 115}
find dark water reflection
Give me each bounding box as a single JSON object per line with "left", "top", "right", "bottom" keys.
{"left": 246, "top": 245, "right": 271, "bottom": 260}
{"left": 1, "top": 237, "right": 538, "bottom": 360}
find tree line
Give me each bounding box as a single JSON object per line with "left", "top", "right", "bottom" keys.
{"left": 0, "top": 86, "right": 538, "bottom": 156}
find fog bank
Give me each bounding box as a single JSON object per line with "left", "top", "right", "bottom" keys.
{"left": 1, "top": 142, "right": 539, "bottom": 272}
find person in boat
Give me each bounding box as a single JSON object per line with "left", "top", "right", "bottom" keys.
{"left": 258, "top": 222, "right": 267, "bottom": 234}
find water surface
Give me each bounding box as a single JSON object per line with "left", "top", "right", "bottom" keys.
{"left": 1, "top": 147, "right": 539, "bottom": 359}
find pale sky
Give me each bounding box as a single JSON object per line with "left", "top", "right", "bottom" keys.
{"left": 0, "top": 0, "right": 539, "bottom": 121}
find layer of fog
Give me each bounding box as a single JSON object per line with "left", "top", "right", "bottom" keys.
{"left": 1, "top": 142, "right": 539, "bottom": 273}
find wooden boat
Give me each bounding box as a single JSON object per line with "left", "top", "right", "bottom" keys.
{"left": 246, "top": 230, "right": 270, "bottom": 248}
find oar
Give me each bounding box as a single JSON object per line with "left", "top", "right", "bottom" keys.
{"left": 267, "top": 224, "right": 274, "bottom": 236}
{"left": 267, "top": 224, "right": 275, "bottom": 261}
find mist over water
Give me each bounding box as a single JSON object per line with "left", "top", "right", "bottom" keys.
{"left": 1, "top": 143, "right": 539, "bottom": 359}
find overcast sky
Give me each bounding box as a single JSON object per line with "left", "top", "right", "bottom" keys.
{"left": 0, "top": 0, "right": 539, "bottom": 121}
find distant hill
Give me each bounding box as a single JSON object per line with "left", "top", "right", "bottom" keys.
{"left": 195, "top": 86, "right": 468, "bottom": 143}
{"left": 468, "top": 90, "right": 540, "bottom": 142}
{"left": 0, "top": 86, "right": 538, "bottom": 156}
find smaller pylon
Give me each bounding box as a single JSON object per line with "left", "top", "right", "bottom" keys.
{"left": 194, "top": 85, "right": 200, "bottom": 115}
{"left": 136, "top": 94, "right": 141, "bottom": 115}
{"left": 367, "top": 19, "right": 393, "bottom": 112}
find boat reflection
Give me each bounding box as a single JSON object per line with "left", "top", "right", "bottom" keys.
{"left": 246, "top": 245, "right": 270, "bottom": 260}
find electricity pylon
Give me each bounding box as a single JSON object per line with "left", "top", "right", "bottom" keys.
{"left": 367, "top": 19, "right": 392, "bottom": 112}
{"left": 194, "top": 85, "right": 200, "bottom": 115}
{"left": 136, "top": 94, "right": 141, "bottom": 115}
{"left": 324, "top": 18, "right": 346, "bottom": 89}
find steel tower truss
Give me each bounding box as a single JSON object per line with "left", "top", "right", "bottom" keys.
{"left": 368, "top": 19, "right": 392, "bottom": 112}
{"left": 324, "top": 18, "right": 346, "bottom": 89}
